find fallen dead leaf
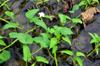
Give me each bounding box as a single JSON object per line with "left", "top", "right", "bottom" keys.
{"left": 81, "top": 7, "right": 100, "bottom": 23}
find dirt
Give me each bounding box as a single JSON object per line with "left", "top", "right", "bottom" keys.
{"left": 0, "top": 0, "right": 100, "bottom": 66}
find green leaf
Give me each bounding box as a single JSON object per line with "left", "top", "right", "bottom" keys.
{"left": 54, "top": 26, "right": 73, "bottom": 36}
{"left": 0, "top": 40, "right": 6, "bottom": 46}
{"left": 89, "top": 33, "right": 100, "bottom": 43}
{"left": 44, "top": 15, "right": 54, "bottom": 20}
{"left": 72, "top": 18, "right": 82, "bottom": 24}
{"left": 33, "top": 37, "right": 44, "bottom": 46}
{"left": 52, "top": 46, "right": 58, "bottom": 54}
{"left": 95, "top": 47, "right": 99, "bottom": 55}
{"left": 86, "top": 0, "right": 91, "bottom": 4}
{"left": 75, "top": 57, "right": 83, "bottom": 66}
{"left": 94, "top": 34, "right": 100, "bottom": 41}
{"left": 47, "top": 28, "right": 61, "bottom": 39}
{"left": 36, "top": 56, "right": 49, "bottom": 64}
{"left": 54, "top": 32, "right": 61, "bottom": 39}
{"left": 44, "top": 0, "right": 49, "bottom": 2}
{"left": 31, "top": 17, "right": 47, "bottom": 30}
{"left": 47, "top": 28, "right": 55, "bottom": 34}
{"left": 49, "top": 28, "right": 61, "bottom": 39}
{"left": 3, "top": 22, "right": 18, "bottom": 30}
{"left": 95, "top": 44, "right": 100, "bottom": 55}
{"left": 23, "top": 45, "right": 32, "bottom": 62}
{"left": 69, "top": 4, "right": 79, "bottom": 13}
{"left": 0, "top": 50, "right": 11, "bottom": 63}
{"left": 89, "top": 33, "right": 96, "bottom": 43}
{"left": 57, "top": 0, "right": 60, "bottom": 2}
{"left": 58, "top": 13, "right": 71, "bottom": 24}
{"left": 41, "top": 33, "right": 50, "bottom": 44}
{"left": 0, "top": 35, "right": 4, "bottom": 39}
{"left": 17, "top": 33, "right": 33, "bottom": 44}
{"left": 89, "top": 33, "right": 95, "bottom": 39}
{"left": 33, "top": 33, "right": 49, "bottom": 48}
{"left": 61, "top": 50, "right": 73, "bottom": 56}
{"left": 62, "top": 37, "right": 71, "bottom": 45}
{"left": 79, "top": 1, "right": 85, "bottom": 6}
{"left": 25, "top": 9, "right": 39, "bottom": 19}
{"left": 50, "top": 38, "right": 58, "bottom": 49}
{"left": 89, "top": 33, "right": 100, "bottom": 55}
{"left": 9, "top": 32, "right": 18, "bottom": 38}
{"left": 76, "top": 52, "right": 85, "bottom": 57}
{"left": 31, "top": 62, "right": 36, "bottom": 66}
{"left": 5, "top": 11, "right": 14, "bottom": 18}
{"left": 93, "top": 0, "right": 99, "bottom": 4}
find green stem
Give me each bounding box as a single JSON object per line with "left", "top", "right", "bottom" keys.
{"left": 0, "top": 28, "right": 35, "bottom": 52}
{"left": 0, "top": 39, "right": 18, "bottom": 52}
{"left": 4, "top": 3, "right": 10, "bottom": 9}
{"left": 26, "top": 27, "right": 36, "bottom": 33}
{"left": 0, "top": 0, "right": 9, "bottom": 7}
{"left": 32, "top": 47, "right": 42, "bottom": 55}
{"left": 0, "top": 18, "right": 25, "bottom": 30}
{"left": 0, "top": 18, "right": 9, "bottom": 23}
{"left": 17, "top": 26, "right": 24, "bottom": 30}
{"left": 26, "top": 61, "right": 28, "bottom": 66}
{"left": 47, "top": 48, "right": 54, "bottom": 59}
{"left": 87, "top": 48, "right": 95, "bottom": 57}
{"left": 54, "top": 53, "right": 58, "bottom": 66}
{"left": 71, "top": 57, "right": 77, "bottom": 66}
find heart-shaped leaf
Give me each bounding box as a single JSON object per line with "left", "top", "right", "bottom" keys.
{"left": 17, "top": 33, "right": 33, "bottom": 44}
{"left": 31, "top": 17, "right": 47, "bottom": 30}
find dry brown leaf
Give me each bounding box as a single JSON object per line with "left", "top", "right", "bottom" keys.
{"left": 81, "top": 7, "right": 100, "bottom": 23}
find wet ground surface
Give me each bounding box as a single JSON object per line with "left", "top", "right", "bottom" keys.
{"left": 0, "top": 0, "right": 100, "bottom": 66}
{"left": 72, "top": 14, "right": 100, "bottom": 66}
{"left": 72, "top": 14, "right": 100, "bottom": 52}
